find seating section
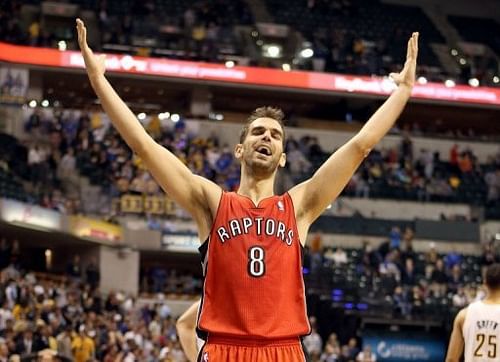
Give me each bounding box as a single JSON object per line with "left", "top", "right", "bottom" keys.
{"left": 1, "top": 0, "right": 454, "bottom": 79}
{"left": 448, "top": 16, "right": 500, "bottom": 56}
{"left": 0, "top": 106, "right": 498, "bottom": 220}
{"left": 0, "top": 134, "right": 29, "bottom": 202}
{"left": 265, "top": 0, "right": 445, "bottom": 70}
{"left": 304, "top": 244, "right": 485, "bottom": 324}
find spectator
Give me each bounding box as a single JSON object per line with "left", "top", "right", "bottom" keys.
{"left": 347, "top": 338, "right": 360, "bottom": 360}
{"left": 401, "top": 258, "right": 417, "bottom": 286}
{"left": 57, "top": 148, "right": 76, "bottom": 181}
{"left": 332, "top": 247, "right": 348, "bottom": 265}
{"left": 27, "top": 144, "right": 47, "bottom": 186}
{"left": 56, "top": 326, "right": 72, "bottom": 360}
{"left": 286, "top": 140, "right": 312, "bottom": 182}
{"left": 401, "top": 228, "right": 416, "bottom": 261}
{"left": 321, "top": 333, "right": 340, "bottom": 362}
{"left": 481, "top": 243, "right": 497, "bottom": 274}
{"left": 356, "top": 345, "right": 377, "bottom": 362}
{"left": 445, "top": 248, "right": 462, "bottom": 270}
{"left": 448, "top": 264, "right": 463, "bottom": 291}
{"left": 485, "top": 168, "right": 499, "bottom": 202}
{"left": 303, "top": 317, "right": 322, "bottom": 356}
{"left": 71, "top": 325, "right": 95, "bottom": 362}
{"left": 431, "top": 258, "right": 448, "bottom": 285}
{"left": 66, "top": 255, "right": 82, "bottom": 281}
{"left": 85, "top": 258, "right": 100, "bottom": 290}
{"left": 33, "top": 325, "right": 56, "bottom": 352}
{"left": 452, "top": 287, "right": 468, "bottom": 308}
{"left": 338, "top": 345, "right": 355, "bottom": 362}
{"left": 379, "top": 250, "right": 401, "bottom": 282}
{"left": 15, "top": 329, "right": 34, "bottom": 356}
{"left": 389, "top": 227, "right": 401, "bottom": 249}
{"left": 393, "top": 285, "right": 411, "bottom": 316}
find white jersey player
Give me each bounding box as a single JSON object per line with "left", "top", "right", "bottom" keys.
{"left": 447, "top": 263, "right": 500, "bottom": 362}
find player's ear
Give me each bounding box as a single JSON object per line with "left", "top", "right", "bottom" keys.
{"left": 234, "top": 143, "right": 243, "bottom": 160}
{"left": 279, "top": 152, "right": 286, "bottom": 168}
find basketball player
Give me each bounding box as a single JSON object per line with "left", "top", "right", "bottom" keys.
{"left": 76, "top": 18, "right": 418, "bottom": 361}
{"left": 446, "top": 263, "right": 500, "bottom": 362}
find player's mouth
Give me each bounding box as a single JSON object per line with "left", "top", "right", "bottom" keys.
{"left": 255, "top": 145, "right": 272, "bottom": 157}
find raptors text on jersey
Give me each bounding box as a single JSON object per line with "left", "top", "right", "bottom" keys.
{"left": 197, "top": 192, "right": 311, "bottom": 339}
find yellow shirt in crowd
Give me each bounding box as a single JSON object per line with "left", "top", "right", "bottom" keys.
{"left": 71, "top": 335, "right": 95, "bottom": 362}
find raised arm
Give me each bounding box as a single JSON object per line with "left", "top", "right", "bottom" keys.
{"left": 75, "top": 19, "right": 221, "bottom": 239}
{"left": 290, "top": 33, "right": 419, "bottom": 238}
{"left": 445, "top": 308, "right": 466, "bottom": 362}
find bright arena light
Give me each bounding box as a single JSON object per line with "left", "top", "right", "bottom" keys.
{"left": 493, "top": 76, "right": 500, "bottom": 84}
{"left": 450, "top": 49, "right": 458, "bottom": 56}
{"left": 468, "top": 78, "right": 479, "bottom": 87}
{"left": 137, "top": 112, "right": 146, "bottom": 120}
{"left": 266, "top": 45, "right": 281, "bottom": 58}
{"left": 41, "top": 99, "right": 49, "bottom": 107}
{"left": 225, "top": 60, "right": 235, "bottom": 68}
{"left": 28, "top": 100, "right": 37, "bottom": 108}
{"left": 282, "top": 63, "right": 291, "bottom": 71}
{"left": 300, "top": 48, "right": 314, "bottom": 58}
{"left": 417, "top": 76, "right": 427, "bottom": 85}
{"left": 444, "top": 79, "right": 456, "bottom": 88}
{"left": 459, "top": 58, "right": 467, "bottom": 65}
{"left": 58, "top": 40, "right": 67, "bottom": 51}
{"left": 170, "top": 113, "right": 180, "bottom": 123}
{"left": 158, "top": 112, "right": 170, "bottom": 120}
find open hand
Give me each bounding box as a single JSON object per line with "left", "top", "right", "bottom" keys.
{"left": 76, "top": 18, "right": 106, "bottom": 79}
{"left": 390, "top": 32, "right": 419, "bottom": 89}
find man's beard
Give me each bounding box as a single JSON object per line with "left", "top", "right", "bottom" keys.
{"left": 244, "top": 152, "right": 280, "bottom": 178}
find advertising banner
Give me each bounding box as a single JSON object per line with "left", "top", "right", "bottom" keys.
{"left": 363, "top": 331, "right": 445, "bottom": 362}
{"left": 69, "top": 215, "right": 123, "bottom": 243}
{"left": 161, "top": 233, "right": 199, "bottom": 253}
{"left": 119, "top": 195, "right": 177, "bottom": 216}
{"left": 0, "top": 66, "right": 29, "bottom": 103}
{"left": 0, "top": 42, "right": 499, "bottom": 106}
{"left": 0, "top": 198, "right": 61, "bottom": 230}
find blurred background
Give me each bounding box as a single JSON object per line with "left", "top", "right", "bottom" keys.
{"left": 0, "top": 0, "right": 499, "bottom": 361}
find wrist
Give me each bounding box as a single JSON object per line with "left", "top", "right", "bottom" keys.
{"left": 398, "top": 83, "right": 413, "bottom": 95}
{"left": 88, "top": 73, "right": 105, "bottom": 88}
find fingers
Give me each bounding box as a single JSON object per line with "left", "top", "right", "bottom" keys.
{"left": 75, "top": 18, "right": 88, "bottom": 50}
{"left": 410, "top": 32, "right": 419, "bottom": 59}
{"left": 406, "top": 32, "right": 419, "bottom": 60}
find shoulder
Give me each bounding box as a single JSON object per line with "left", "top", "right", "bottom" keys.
{"left": 454, "top": 306, "right": 468, "bottom": 328}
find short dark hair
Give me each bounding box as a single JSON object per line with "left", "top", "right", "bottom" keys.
{"left": 239, "top": 106, "right": 285, "bottom": 145}
{"left": 485, "top": 263, "right": 500, "bottom": 290}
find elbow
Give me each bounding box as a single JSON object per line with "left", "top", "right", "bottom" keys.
{"left": 175, "top": 320, "right": 184, "bottom": 335}
{"left": 176, "top": 315, "right": 185, "bottom": 330}
{"left": 352, "top": 137, "right": 373, "bottom": 158}
{"left": 133, "top": 139, "right": 155, "bottom": 158}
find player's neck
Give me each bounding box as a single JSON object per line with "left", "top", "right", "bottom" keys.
{"left": 237, "top": 176, "right": 275, "bottom": 204}
{"left": 484, "top": 290, "right": 500, "bottom": 303}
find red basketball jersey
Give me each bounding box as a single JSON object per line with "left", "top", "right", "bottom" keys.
{"left": 197, "top": 191, "right": 311, "bottom": 339}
